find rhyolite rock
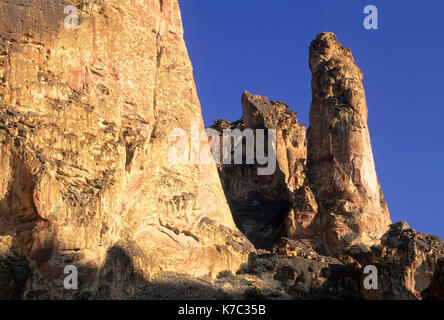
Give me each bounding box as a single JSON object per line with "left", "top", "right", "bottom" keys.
{"left": 132, "top": 224, "right": 443, "bottom": 300}
{"left": 345, "top": 222, "right": 444, "bottom": 300}
{"left": 211, "top": 91, "right": 309, "bottom": 249}
{"left": 0, "top": 0, "right": 252, "bottom": 299}
{"left": 0, "top": 0, "right": 442, "bottom": 301}
{"left": 307, "top": 32, "right": 391, "bottom": 255}
{"left": 208, "top": 32, "right": 442, "bottom": 300}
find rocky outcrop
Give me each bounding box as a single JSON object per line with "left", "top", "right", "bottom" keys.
{"left": 344, "top": 222, "right": 444, "bottom": 300}
{"left": 422, "top": 258, "right": 444, "bottom": 300}
{"left": 307, "top": 32, "right": 391, "bottom": 254}
{"left": 212, "top": 91, "right": 309, "bottom": 249}
{"left": 130, "top": 223, "right": 443, "bottom": 300}
{"left": 214, "top": 35, "right": 395, "bottom": 254}
{"left": 0, "top": 0, "right": 251, "bottom": 299}
{"left": 208, "top": 32, "right": 443, "bottom": 300}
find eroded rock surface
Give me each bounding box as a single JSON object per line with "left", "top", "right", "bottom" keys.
{"left": 0, "top": 0, "right": 441, "bottom": 301}
{"left": 131, "top": 224, "right": 443, "bottom": 300}
{"left": 0, "top": 0, "right": 251, "bottom": 299}
{"left": 211, "top": 91, "right": 309, "bottom": 249}
{"left": 208, "top": 32, "right": 442, "bottom": 300}
{"left": 307, "top": 32, "right": 391, "bottom": 254}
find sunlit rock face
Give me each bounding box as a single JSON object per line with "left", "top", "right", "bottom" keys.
{"left": 307, "top": 32, "right": 391, "bottom": 255}
{"left": 212, "top": 91, "right": 319, "bottom": 249}
{"left": 0, "top": 0, "right": 252, "bottom": 299}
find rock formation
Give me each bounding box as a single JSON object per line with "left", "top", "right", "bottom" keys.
{"left": 133, "top": 222, "right": 444, "bottom": 301}
{"left": 215, "top": 38, "right": 395, "bottom": 254}
{"left": 307, "top": 32, "right": 391, "bottom": 254}
{"left": 211, "top": 91, "right": 309, "bottom": 249}
{"left": 0, "top": 0, "right": 251, "bottom": 299}
{"left": 0, "top": 0, "right": 442, "bottom": 300}
{"left": 352, "top": 221, "right": 443, "bottom": 300}
{"left": 210, "top": 33, "right": 442, "bottom": 300}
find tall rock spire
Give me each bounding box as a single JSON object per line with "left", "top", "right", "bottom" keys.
{"left": 307, "top": 32, "right": 391, "bottom": 254}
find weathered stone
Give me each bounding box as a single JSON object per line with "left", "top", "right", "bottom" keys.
{"left": 422, "top": 257, "right": 444, "bottom": 300}
{"left": 0, "top": 1, "right": 442, "bottom": 301}
{"left": 285, "top": 186, "right": 320, "bottom": 242}
{"left": 212, "top": 91, "right": 309, "bottom": 249}
{"left": 343, "top": 222, "right": 444, "bottom": 300}
{"left": 307, "top": 32, "right": 391, "bottom": 255}
{"left": 0, "top": 0, "right": 252, "bottom": 299}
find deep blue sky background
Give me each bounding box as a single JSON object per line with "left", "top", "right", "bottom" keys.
{"left": 180, "top": 0, "right": 444, "bottom": 239}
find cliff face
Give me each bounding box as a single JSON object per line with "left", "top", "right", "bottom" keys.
{"left": 215, "top": 33, "right": 393, "bottom": 254}
{"left": 0, "top": 0, "right": 251, "bottom": 299}
{"left": 217, "top": 33, "right": 392, "bottom": 257}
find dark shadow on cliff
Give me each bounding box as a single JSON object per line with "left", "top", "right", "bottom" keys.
{"left": 0, "top": 152, "right": 44, "bottom": 300}
{"left": 3, "top": 241, "right": 435, "bottom": 300}
{"left": 64, "top": 245, "right": 293, "bottom": 300}
{"left": 0, "top": 236, "right": 32, "bottom": 300}
{"left": 216, "top": 146, "right": 293, "bottom": 250}
{"left": 20, "top": 244, "right": 244, "bottom": 300}
{"left": 98, "top": 246, "right": 267, "bottom": 300}
{"left": 422, "top": 257, "right": 444, "bottom": 300}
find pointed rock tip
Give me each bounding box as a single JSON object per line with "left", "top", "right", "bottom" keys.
{"left": 242, "top": 90, "right": 252, "bottom": 99}
{"left": 315, "top": 32, "right": 337, "bottom": 41}
{"left": 309, "top": 32, "right": 353, "bottom": 69}
{"left": 310, "top": 31, "right": 342, "bottom": 52}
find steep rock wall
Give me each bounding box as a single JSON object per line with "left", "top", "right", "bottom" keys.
{"left": 0, "top": 0, "right": 251, "bottom": 299}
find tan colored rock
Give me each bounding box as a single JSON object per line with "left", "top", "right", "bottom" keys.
{"left": 241, "top": 91, "right": 307, "bottom": 192}
{"left": 307, "top": 32, "right": 391, "bottom": 254}
{"left": 0, "top": 0, "right": 251, "bottom": 299}
{"left": 285, "top": 186, "right": 319, "bottom": 241}
{"left": 212, "top": 91, "right": 319, "bottom": 248}
{"left": 344, "top": 222, "right": 444, "bottom": 300}
{"left": 0, "top": 1, "right": 441, "bottom": 300}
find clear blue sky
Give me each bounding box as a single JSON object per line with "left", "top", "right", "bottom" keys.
{"left": 180, "top": 0, "right": 444, "bottom": 239}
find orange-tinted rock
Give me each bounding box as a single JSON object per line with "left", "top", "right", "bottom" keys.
{"left": 211, "top": 92, "right": 295, "bottom": 248}
{"left": 0, "top": 0, "right": 251, "bottom": 298}
{"left": 307, "top": 32, "right": 391, "bottom": 254}
{"left": 0, "top": 1, "right": 441, "bottom": 300}
{"left": 212, "top": 91, "right": 322, "bottom": 248}
{"left": 344, "top": 222, "right": 444, "bottom": 300}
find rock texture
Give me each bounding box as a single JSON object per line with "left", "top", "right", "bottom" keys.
{"left": 345, "top": 222, "right": 444, "bottom": 300}
{"left": 0, "top": 0, "right": 251, "bottom": 299}
{"left": 212, "top": 91, "right": 309, "bottom": 249}
{"left": 134, "top": 223, "right": 443, "bottom": 300}
{"left": 0, "top": 0, "right": 442, "bottom": 300}
{"left": 307, "top": 32, "right": 391, "bottom": 254}
{"left": 209, "top": 33, "right": 442, "bottom": 300}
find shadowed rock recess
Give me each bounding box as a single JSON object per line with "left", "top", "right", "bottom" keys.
{"left": 0, "top": 1, "right": 442, "bottom": 300}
